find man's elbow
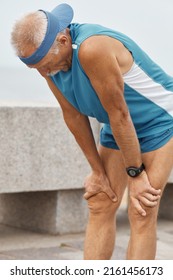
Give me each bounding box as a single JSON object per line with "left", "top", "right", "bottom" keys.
{"left": 63, "top": 111, "right": 86, "bottom": 131}
{"left": 108, "top": 106, "right": 131, "bottom": 126}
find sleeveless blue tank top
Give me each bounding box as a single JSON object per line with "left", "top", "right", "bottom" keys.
{"left": 51, "top": 23, "right": 173, "bottom": 138}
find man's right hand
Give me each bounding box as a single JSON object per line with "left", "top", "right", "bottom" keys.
{"left": 83, "top": 171, "right": 117, "bottom": 202}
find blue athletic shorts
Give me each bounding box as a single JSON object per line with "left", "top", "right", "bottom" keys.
{"left": 100, "top": 124, "right": 173, "bottom": 153}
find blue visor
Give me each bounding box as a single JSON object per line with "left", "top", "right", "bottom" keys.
{"left": 19, "top": 3, "right": 74, "bottom": 65}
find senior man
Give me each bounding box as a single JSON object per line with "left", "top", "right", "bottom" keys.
{"left": 11, "top": 3, "right": 173, "bottom": 260}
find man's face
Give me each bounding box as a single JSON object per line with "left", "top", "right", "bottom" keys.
{"left": 28, "top": 33, "right": 73, "bottom": 77}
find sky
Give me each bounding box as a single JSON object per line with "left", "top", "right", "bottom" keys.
{"left": 1, "top": 0, "right": 173, "bottom": 102}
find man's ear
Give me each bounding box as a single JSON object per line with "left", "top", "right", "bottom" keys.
{"left": 56, "top": 34, "right": 68, "bottom": 46}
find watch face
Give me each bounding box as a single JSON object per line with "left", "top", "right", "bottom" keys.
{"left": 127, "top": 164, "right": 145, "bottom": 177}
{"left": 128, "top": 169, "right": 137, "bottom": 177}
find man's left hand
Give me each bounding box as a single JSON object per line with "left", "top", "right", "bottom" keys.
{"left": 128, "top": 171, "right": 161, "bottom": 216}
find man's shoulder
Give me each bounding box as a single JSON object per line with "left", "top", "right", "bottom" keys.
{"left": 70, "top": 23, "right": 110, "bottom": 42}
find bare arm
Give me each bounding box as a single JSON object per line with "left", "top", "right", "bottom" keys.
{"left": 44, "top": 76, "right": 116, "bottom": 201}
{"left": 45, "top": 77, "right": 102, "bottom": 171}
{"left": 79, "top": 36, "right": 142, "bottom": 168}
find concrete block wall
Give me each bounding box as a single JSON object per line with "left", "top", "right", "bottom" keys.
{"left": 0, "top": 104, "right": 100, "bottom": 193}
{"left": 0, "top": 104, "right": 100, "bottom": 234}
{"left": 0, "top": 190, "right": 88, "bottom": 234}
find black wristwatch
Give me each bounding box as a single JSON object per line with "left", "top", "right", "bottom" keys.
{"left": 126, "top": 163, "right": 145, "bottom": 178}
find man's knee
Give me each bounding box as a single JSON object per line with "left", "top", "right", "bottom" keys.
{"left": 86, "top": 191, "right": 120, "bottom": 215}
{"left": 128, "top": 203, "right": 158, "bottom": 231}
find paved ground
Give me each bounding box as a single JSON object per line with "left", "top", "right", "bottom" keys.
{"left": 0, "top": 208, "right": 172, "bottom": 260}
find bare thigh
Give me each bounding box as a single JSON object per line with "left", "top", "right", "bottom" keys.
{"left": 98, "top": 144, "right": 128, "bottom": 202}
{"left": 142, "top": 137, "right": 173, "bottom": 192}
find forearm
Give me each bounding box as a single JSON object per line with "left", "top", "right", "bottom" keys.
{"left": 64, "top": 113, "right": 105, "bottom": 174}
{"left": 109, "top": 110, "right": 142, "bottom": 167}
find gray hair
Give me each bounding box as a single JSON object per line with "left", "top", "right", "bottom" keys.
{"left": 11, "top": 11, "right": 66, "bottom": 57}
